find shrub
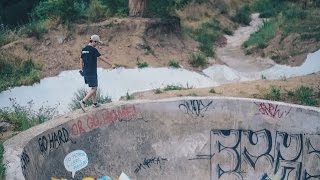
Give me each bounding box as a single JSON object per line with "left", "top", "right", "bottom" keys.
{"left": 233, "top": 5, "right": 251, "bottom": 25}
{"left": 68, "top": 88, "right": 112, "bottom": 110}
{"left": 31, "top": 0, "right": 84, "bottom": 24}
{"left": 0, "top": 143, "right": 4, "bottom": 179}
{"left": 209, "top": 88, "right": 216, "bottom": 93}
{"left": 264, "top": 86, "right": 281, "bottom": 101}
{"left": 186, "top": 92, "right": 198, "bottom": 96}
{"left": 294, "top": 86, "right": 317, "bottom": 106}
{"left": 252, "top": 0, "right": 287, "bottom": 18}
{"left": 189, "top": 52, "right": 208, "bottom": 67}
{"left": 168, "top": 59, "right": 180, "bottom": 68}
{"left": 0, "top": 0, "right": 38, "bottom": 26}
{"left": 104, "top": 0, "right": 128, "bottom": 16}
{"left": 137, "top": 61, "right": 148, "bottom": 68}
{"left": 126, "top": 92, "right": 134, "bottom": 100}
{"left": 20, "top": 20, "right": 48, "bottom": 39}
{"left": 0, "top": 98, "right": 57, "bottom": 131}
{"left": 163, "top": 85, "right": 185, "bottom": 91}
{"left": 0, "top": 58, "right": 41, "bottom": 92}
{"left": 0, "top": 25, "right": 18, "bottom": 47}
{"left": 243, "top": 19, "right": 278, "bottom": 48}
{"left": 283, "top": 7, "right": 307, "bottom": 20}
{"left": 87, "top": 0, "right": 107, "bottom": 22}
{"left": 155, "top": 88, "right": 162, "bottom": 94}
{"left": 195, "top": 20, "right": 221, "bottom": 57}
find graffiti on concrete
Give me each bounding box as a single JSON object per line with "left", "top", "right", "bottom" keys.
{"left": 38, "top": 127, "right": 75, "bottom": 155}
{"left": 21, "top": 150, "right": 30, "bottom": 175}
{"left": 255, "top": 102, "right": 291, "bottom": 119}
{"left": 179, "top": 100, "right": 213, "bottom": 118}
{"left": 134, "top": 156, "right": 168, "bottom": 174}
{"left": 71, "top": 105, "right": 142, "bottom": 136}
{"left": 192, "top": 129, "right": 320, "bottom": 180}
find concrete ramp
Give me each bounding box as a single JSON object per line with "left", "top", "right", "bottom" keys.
{"left": 3, "top": 97, "right": 320, "bottom": 180}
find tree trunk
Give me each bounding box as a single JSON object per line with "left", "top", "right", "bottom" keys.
{"left": 128, "top": 0, "right": 146, "bottom": 17}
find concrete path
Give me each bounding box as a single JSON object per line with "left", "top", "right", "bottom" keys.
{"left": 216, "top": 13, "right": 275, "bottom": 72}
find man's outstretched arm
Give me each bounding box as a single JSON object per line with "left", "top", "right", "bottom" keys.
{"left": 99, "top": 56, "right": 115, "bottom": 68}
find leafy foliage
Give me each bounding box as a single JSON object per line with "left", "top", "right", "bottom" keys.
{"left": 0, "top": 0, "right": 39, "bottom": 26}
{"left": 0, "top": 58, "right": 41, "bottom": 92}
{"left": 168, "top": 59, "right": 180, "bottom": 68}
{"left": 264, "top": 86, "right": 281, "bottom": 101}
{"left": 145, "top": 0, "right": 192, "bottom": 18}
{"left": 292, "top": 86, "right": 318, "bottom": 106}
{"left": 87, "top": 0, "right": 107, "bottom": 22}
{"left": 0, "top": 98, "right": 57, "bottom": 131}
{"left": 0, "top": 143, "right": 4, "bottom": 179}
{"left": 68, "top": 88, "right": 112, "bottom": 110}
{"left": 243, "top": 19, "right": 278, "bottom": 49}
{"left": 163, "top": 85, "right": 185, "bottom": 91}
{"left": 31, "top": 0, "right": 86, "bottom": 23}
{"left": 137, "top": 61, "right": 148, "bottom": 68}
{"left": 189, "top": 52, "right": 208, "bottom": 67}
{"left": 233, "top": 5, "right": 251, "bottom": 25}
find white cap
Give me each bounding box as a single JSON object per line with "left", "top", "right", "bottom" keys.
{"left": 90, "top": 34, "right": 103, "bottom": 43}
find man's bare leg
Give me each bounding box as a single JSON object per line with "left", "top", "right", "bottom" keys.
{"left": 83, "top": 87, "right": 97, "bottom": 102}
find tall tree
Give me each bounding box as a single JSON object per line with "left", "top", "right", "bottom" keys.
{"left": 128, "top": 0, "right": 146, "bottom": 17}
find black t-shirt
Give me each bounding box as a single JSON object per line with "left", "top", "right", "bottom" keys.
{"left": 81, "top": 45, "right": 101, "bottom": 76}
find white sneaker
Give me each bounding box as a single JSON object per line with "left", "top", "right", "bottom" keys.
{"left": 92, "top": 103, "right": 101, "bottom": 108}
{"left": 79, "top": 100, "right": 86, "bottom": 112}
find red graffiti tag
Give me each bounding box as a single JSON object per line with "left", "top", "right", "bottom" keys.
{"left": 71, "top": 105, "right": 137, "bottom": 136}
{"left": 255, "top": 102, "right": 291, "bottom": 119}
{"left": 72, "top": 119, "right": 86, "bottom": 136}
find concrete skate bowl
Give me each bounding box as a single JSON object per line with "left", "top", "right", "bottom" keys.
{"left": 3, "top": 97, "right": 320, "bottom": 180}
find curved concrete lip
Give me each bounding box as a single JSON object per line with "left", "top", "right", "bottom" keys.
{"left": 3, "top": 97, "right": 320, "bottom": 180}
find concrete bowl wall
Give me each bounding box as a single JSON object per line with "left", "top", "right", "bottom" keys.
{"left": 3, "top": 97, "right": 320, "bottom": 180}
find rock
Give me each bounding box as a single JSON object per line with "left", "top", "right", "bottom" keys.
{"left": 57, "top": 35, "right": 66, "bottom": 44}
{"left": 0, "top": 122, "right": 11, "bottom": 133}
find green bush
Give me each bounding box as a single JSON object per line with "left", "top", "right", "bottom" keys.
{"left": 145, "top": 0, "right": 192, "bottom": 18}
{"left": 0, "top": 0, "right": 38, "bottom": 26}
{"left": 294, "top": 86, "right": 317, "bottom": 106}
{"left": 137, "top": 61, "right": 148, "bottom": 68}
{"left": 126, "top": 92, "right": 134, "bottom": 100}
{"left": 87, "top": 0, "right": 107, "bottom": 22}
{"left": 195, "top": 20, "right": 221, "bottom": 57}
{"left": 0, "top": 143, "right": 4, "bottom": 179}
{"left": 0, "top": 26, "right": 18, "bottom": 47}
{"left": 209, "top": 88, "right": 216, "bottom": 93}
{"left": 186, "top": 92, "right": 198, "bottom": 96}
{"left": 252, "top": 0, "right": 287, "bottom": 18}
{"left": 168, "top": 59, "right": 180, "bottom": 68}
{"left": 264, "top": 86, "right": 281, "bottom": 101}
{"left": 104, "top": 0, "right": 128, "bottom": 16}
{"left": 0, "top": 58, "right": 41, "bottom": 92}
{"left": 189, "top": 52, "right": 208, "bottom": 67}
{"left": 155, "top": 88, "right": 162, "bottom": 94}
{"left": 233, "top": 5, "right": 251, "bottom": 25}
{"left": 243, "top": 19, "right": 278, "bottom": 48}
{"left": 283, "top": 7, "right": 307, "bottom": 20}
{"left": 20, "top": 20, "right": 48, "bottom": 39}
{"left": 0, "top": 98, "right": 57, "bottom": 131}
{"left": 283, "top": 7, "right": 320, "bottom": 41}
{"left": 68, "top": 88, "right": 112, "bottom": 110}
{"left": 163, "top": 85, "right": 185, "bottom": 91}
{"left": 31, "top": 0, "right": 85, "bottom": 23}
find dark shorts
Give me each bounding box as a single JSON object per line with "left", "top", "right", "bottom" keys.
{"left": 84, "top": 75, "right": 98, "bottom": 87}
